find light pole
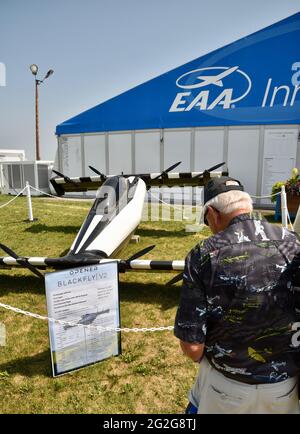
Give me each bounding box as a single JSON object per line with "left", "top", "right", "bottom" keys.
{"left": 29, "top": 64, "right": 54, "bottom": 161}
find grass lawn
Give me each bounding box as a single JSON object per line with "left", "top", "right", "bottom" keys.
{"left": 0, "top": 194, "right": 213, "bottom": 414}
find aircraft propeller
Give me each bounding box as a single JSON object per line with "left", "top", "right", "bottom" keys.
{"left": 118, "top": 244, "right": 156, "bottom": 272}
{"left": 0, "top": 243, "right": 44, "bottom": 279}
{"left": 126, "top": 244, "right": 155, "bottom": 262}
{"left": 193, "top": 162, "right": 226, "bottom": 180}
{"left": 152, "top": 161, "right": 182, "bottom": 181}
{"left": 166, "top": 272, "right": 184, "bottom": 286}
{"left": 88, "top": 166, "right": 107, "bottom": 181}
{"left": 52, "top": 169, "right": 79, "bottom": 186}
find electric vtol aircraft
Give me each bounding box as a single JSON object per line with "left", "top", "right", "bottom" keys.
{"left": 0, "top": 162, "right": 227, "bottom": 282}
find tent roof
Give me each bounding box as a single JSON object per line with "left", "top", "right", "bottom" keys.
{"left": 56, "top": 12, "right": 300, "bottom": 135}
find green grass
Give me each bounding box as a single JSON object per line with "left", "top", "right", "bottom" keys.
{"left": 0, "top": 195, "right": 212, "bottom": 414}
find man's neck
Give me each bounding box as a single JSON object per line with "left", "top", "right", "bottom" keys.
{"left": 218, "top": 209, "right": 251, "bottom": 232}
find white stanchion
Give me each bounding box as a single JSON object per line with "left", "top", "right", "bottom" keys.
{"left": 281, "top": 185, "right": 288, "bottom": 229}
{"left": 26, "top": 181, "right": 35, "bottom": 222}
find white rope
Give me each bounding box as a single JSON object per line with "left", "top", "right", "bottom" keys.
{"left": 149, "top": 192, "right": 198, "bottom": 213}
{"left": 0, "top": 301, "right": 174, "bottom": 333}
{"left": 1, "top": 184, "right": 281, "bottom": 205}
{"left": 29, "top": 185, "right": 91, "bottom": 201}
{"left": 152, "top": 190, "right": 280, "bottom": 203}
{"left": 250, "top": 192, "right": 281, "bottom": 199}
{"left": 0, "top": 186, "right": 27, "bottom": 208}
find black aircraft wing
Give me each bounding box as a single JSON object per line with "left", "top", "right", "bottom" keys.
{"left": 0, "top": 255, "right": 184, "bottom": 273}
{"left": 50, "top": 162, "right": 228, "bottom": 195}
{"left": 0, "top": 245, "right": 185, "bottom": 282}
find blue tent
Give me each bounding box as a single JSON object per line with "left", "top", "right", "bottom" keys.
{"left": 56, "top": 13, "right": 300, "bottom": 135}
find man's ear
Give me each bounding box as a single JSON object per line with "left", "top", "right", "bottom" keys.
{"left": 207, "top": 206, "right": 217, "bottom": 223}
{"left": 210, "top": 206, "right": 223, "bottom": 231}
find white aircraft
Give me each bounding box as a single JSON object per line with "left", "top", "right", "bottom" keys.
{"left": 185, "top": 66, "right": 239, "bottom": 89}
{"left": 0, "top": 162, "right": 227, "bottom": 284}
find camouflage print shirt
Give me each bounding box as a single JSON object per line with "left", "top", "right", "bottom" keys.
{"left": 174, "top": 213, "right": 300, "bottom": 384}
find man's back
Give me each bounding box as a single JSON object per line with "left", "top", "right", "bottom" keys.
{"left": 175, "top": 213, "right": 300, "bottom": 384}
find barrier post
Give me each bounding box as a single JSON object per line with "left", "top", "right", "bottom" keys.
{"left": 281, "top": 185, "right": 288, "bottom": 229}
{"left": 26, "top": 182, "right": 35, "bottom": 222}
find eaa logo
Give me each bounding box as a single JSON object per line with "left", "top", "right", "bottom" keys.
{"left": 169, "top": 66, "right": 252, "bottom": 112}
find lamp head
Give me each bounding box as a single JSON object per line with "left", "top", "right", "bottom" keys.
{"left": 44, "top": 69, "right": 54, "bottom": 80}
{"left": 29, "top": 64, "right": 38, "bottom": 76}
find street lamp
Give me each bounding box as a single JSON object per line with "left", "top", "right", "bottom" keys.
{"left": 29, "top": 64, "right": 54, "bottom": 160}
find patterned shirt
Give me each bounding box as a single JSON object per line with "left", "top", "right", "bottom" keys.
{"left": 174, "top": 213, "right": 300, "bottom": 384}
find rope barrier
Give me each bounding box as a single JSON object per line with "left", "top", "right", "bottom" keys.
{"left": 0, "top": 301, "right": 174, "bottom": 334}
{"left": 0, "top": 184, "right": 281, "bottom": 207}
{"left": 151, "top": 190, "right": 280, "bottom": 204}
{"left": 0, "top": 183, "right": 295, "bottom": 232}
{"left": 29, "top": 185, "right": 92, "bottom": 201}
{"left": 0, "top": 186, "right": 27, "bottom": 209}
{"left": 250, "top": 192, "right": 281, "bottom": 199}
{"left": 149, "top": 192, "right": 202, "bottom": 213}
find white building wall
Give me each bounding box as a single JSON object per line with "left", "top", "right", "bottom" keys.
{"left": 84, "top": 134, "right": 106, "bottom": 176}
{"left": 135, "top": 131, "right": 160, "bottom": 173}
{"left": 60, "top": 136, "right": 82, "bottom": 177}
{"left": 163, "top": 130, "right": 191, "bottom": 172}
{"left": 57, "top": 124, "right": 300, "bottom": 205}
{"left": 261, "top": 128, "right": 299, "bottom": 203}
{"left": 108, "top": 133, "right": 132, "bottom": 175}
{"left": 227, "top": 128, "right": 260, "bottom": 196}
{"left": 194, "top": 128, "right": 224, "bottom": 171}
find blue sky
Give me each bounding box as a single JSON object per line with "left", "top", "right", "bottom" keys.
{"left": 0, "top": 0, "right": 300, "bottom": 161}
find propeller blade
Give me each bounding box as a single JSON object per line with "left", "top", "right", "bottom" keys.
{"left": 88, "top": 166, "right": 106, "bottom": 180}
{"left": 166, "top": 272, "right": 184, "bottom": 286}
{"left": 126, "top": 245, "right": 155, "bottom": 262}
{"left": 207, "top": 162, "right": 226, "bottom": 172}
{"left": 0, "top": 243, "right": 44, "bottom": 279}
{"left": 152, "top": 161, "right": 181, "bottom": 181}
{"left": 0, "top": 243, "right": 21, "bottom": 258}
{"left": 193, "top": 162, "right": 226, "bottom": 178}
{"left": 52, "top": 169, "right": 78, "bottom": 186}
{"left": 52, "top": 169, "right": 66, "bottom": 178}
{"left": 164, "top": 161, "right": 182, "bottom": 173}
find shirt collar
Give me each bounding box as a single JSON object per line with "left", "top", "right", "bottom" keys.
{"left": 228, "top": 212, "right": 265, "bottom": 227}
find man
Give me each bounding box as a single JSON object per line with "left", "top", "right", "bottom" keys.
{"left": 174, "top": 176, "right": 300, "bottom": 414}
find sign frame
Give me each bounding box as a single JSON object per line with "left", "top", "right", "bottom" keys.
{"left": 45, "top": 261, "right": 121, "bottom": 377}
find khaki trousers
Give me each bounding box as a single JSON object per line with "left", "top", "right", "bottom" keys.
{"left": 189, "top": 358, "right": 300, "bottom": 414}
